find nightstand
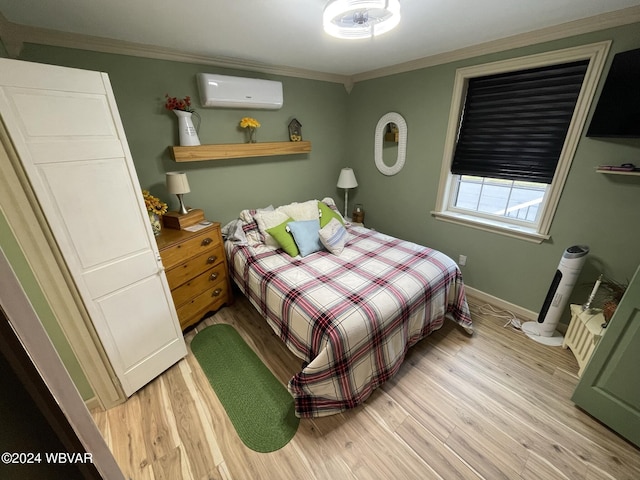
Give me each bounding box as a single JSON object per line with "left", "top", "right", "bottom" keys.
{"left": 563, "top": 304, "right": 605, "bottom": 377}
{"left": 156, "top": 222, "right": 232, "bottom": 330}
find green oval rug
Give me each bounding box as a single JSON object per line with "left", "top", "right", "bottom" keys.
{"left": 190, "top": 323, "right": 299, "bottom": 452}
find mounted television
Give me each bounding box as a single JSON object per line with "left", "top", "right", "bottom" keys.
{"left": 587, "top": 47, "right": 640, "bottom": 138}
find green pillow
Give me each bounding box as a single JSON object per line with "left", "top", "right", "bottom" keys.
{"left": 266, "top": 217, "right": 299, "bottom": 257}
{"left": 319, "top": 201, "right": 344, "bottom": 228}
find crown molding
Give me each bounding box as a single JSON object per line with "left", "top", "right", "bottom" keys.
{"left": 0, "top": 13, "right": 351, "bottom": 87}
{"left": 352, "top": 5, "right": 640, "bottom": 83}
{"left": 1, "top": 6, "right": 639, "bottom": 90}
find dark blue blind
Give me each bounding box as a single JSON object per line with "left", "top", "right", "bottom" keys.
{"left": 451, "top": 60, "right": 589, "bottom": 184}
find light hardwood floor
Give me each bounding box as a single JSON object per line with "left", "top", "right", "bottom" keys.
{"left": 91, "top": 294, "right": 640, "bottom": 480}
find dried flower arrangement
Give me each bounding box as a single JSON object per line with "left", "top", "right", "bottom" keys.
{"left": 164, "top": 94, "right": 195, "bottom": 113}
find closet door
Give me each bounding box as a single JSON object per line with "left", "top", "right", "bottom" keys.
{"left": 572, "top": 265, "right": 640, "bottom": 447}
{"left": 0, "top": 59, "right": 186, "bottom": 396}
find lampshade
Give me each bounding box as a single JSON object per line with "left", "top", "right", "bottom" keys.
{"left": 323, "top": 0, "right": 401, "bottom": 40}
{"left": 337, "top": 168, "right": 358, "bottom": 189}
{"left": 166, "top": 172, "right": 190, "bottom": 215}
{"left": 166, "top": 172, "right": 190, "bottom": 194}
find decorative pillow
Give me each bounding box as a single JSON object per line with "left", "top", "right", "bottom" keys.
{"left": 278, "top": 199, "right": 319, "bottom": 221}
{"left": 318, "top": 201, "right": 345, "bottom": 228}
{"left": 319, "top": 217, "right": 349, "bottom": 255}
{"left": 266, "top": 217, "right": 299, "bottom": 257}
{"left": 287, "top": 220, "right": 324, "bottom": 257}
{"left": 254, "top": 209, "right": 290, "bottom": 249}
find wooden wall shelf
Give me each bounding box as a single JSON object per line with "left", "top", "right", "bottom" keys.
{"left": 596, "top": 168, "right": 640, "bottom": 176}
{"left": 170, "top": 141, "right": 312, "bottom": 162}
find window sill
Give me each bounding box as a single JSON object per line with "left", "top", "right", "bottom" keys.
{"left": 431, "top": 211, "right": 550, "bottom": 244}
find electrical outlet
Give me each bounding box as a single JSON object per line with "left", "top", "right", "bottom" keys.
{"left": 458, "top": 255, "right": 467, "bottom": 266}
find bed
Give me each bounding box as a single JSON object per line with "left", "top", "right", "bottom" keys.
{"left": 223, "top": 198, "right": 473, "bottom": 418}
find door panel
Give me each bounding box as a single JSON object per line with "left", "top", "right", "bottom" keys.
{"left": 572, "top": 265, "right": 640, "bottom": 447}
{"left": 0, "top": 59, "right": 186, "bottom": 397}
{"left": 83, "top": 251, "right": 158, "bottom": 299}
{"left": 9, "top": 88, "right": 116, "bottom": 138}
{"left": 38, "top": 159, "right": 148, "bottom": 267}
{"left": 96, "top": 276, "right": 184, "bottom": 372}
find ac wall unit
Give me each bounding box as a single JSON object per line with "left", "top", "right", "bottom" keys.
{"left": 196, "top": 73, "right": 283, "bottom": 110}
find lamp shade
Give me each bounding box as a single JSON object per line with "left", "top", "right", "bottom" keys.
{"left": 166, "top": 172, "right": 190, "bottom": 194}
{"left": 337, "top": 168, "right": 358, "bottom": 189}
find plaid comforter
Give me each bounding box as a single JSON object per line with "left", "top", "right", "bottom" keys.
{"left": 226, "top": 224, "right": 472, "bottom": 418}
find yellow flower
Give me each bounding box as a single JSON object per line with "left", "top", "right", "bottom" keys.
{"left": 142, "top": 190, "right": 168, "bottom": 215}
{"left": 239, "top": 117, "right": 261, "bottom": 129}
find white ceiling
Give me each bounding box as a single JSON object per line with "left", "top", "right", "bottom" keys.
{"left": 1, "top": 0, "right": 640, "bottom": 78}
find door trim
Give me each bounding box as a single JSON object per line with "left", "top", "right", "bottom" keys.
{"left": 0, "top": 246, "right": 125, "bottom": 479}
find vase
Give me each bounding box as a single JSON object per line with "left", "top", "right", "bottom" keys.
{"left": 173, "top": 110, "right": 200, "bottom": 146}
{"left": 149, "top": 212, "right": 162, "bottom": 236}
{"left": 246, "top": 127, "right": 257, "bottom": 143}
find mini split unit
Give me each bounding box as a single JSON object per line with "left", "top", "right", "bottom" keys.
{"left": 196, "top": 73, "right": 283, "bottom": 110}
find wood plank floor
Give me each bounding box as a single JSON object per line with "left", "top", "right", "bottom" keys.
{"left": 91, "top": 294, "right": 640, "bottom": 480}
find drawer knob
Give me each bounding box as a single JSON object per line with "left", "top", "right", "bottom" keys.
{"left": 209, "top": 272, "right": 219, "bottom": 281}
{"left": 207, "top": 255, "right": 217, "bottom": 264}
{"left": 212, "top": 288, "right": 223, "bottom": 297}
{"left": 201, "top": 237, "right": 213, "bottom": 246}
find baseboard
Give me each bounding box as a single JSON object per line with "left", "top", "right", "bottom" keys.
{"left": 464, "top": 286, "right": 568, "bottom": 333}
{"left": 84, "top": 395, "right": 102, "bottom": 411}
{"left": 465, "top": 286, "right": 538, "bottom": 322}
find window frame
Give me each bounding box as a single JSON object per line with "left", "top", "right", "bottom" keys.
{"left": 448, "top": 175, "right": 549, "bottom": 227}
{"left": 432, "top": 41, "right": 611, "bottom": 243}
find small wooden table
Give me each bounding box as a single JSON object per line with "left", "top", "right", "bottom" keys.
{"left": 563, "top": 304, "right": 606, "bottom": 376}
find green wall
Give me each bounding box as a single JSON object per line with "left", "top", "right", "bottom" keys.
{"left": 17, "top": 45, "right": 350, "bottom": 223}
{"left": 2, "top": 42, "right": 348, "bottom": 400}
{"left": 346, "top": 23, "right": 640, "bottom": 317}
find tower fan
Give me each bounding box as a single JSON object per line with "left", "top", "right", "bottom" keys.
{"left": 522, "top": 245, "right": 589, "bottom": 346}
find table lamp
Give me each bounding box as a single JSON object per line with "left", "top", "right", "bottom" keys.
{"left": 337, "top": 167, "right": 358, "bottom": 218}
{"left": 166, "top": 172, "right": 190, "bottom": 215}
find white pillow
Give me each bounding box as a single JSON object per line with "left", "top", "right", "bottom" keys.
{"left": 254, "top": 209, "right": 290, "bottom": 249}
{"left": 278, "top": 199, "right": 319, "bottom": 221}
{"left": 319, "top": 217, "right": 349, "bottom": 255}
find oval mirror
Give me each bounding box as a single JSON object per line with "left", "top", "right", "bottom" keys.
{"left": 375, "top": 112, "right": 407, "bottom": 176}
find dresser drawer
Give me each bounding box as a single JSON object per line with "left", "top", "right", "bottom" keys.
{"left": 176, "top": 281, "right": 228, "bottom": 328}
{"left": 171, "top": 264, "right": 227, "bottom": 307}
{"left": 156, "top": 221, "right": 232, "bottom": 331}
{"left": 165, "top": 245, "right": 224, "bottom": 289}
{"left": 159, "top": 228, "right": 221, "bottom": 270}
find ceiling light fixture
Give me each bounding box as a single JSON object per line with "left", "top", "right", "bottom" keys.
{"left": 323, "top": 0, "right": 401, "bottom": 40}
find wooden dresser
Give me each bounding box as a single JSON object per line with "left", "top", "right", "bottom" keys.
{"left": 155, "top": 222, "right": 232, "bottom": 330}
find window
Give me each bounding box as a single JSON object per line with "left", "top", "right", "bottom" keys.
{"left": 433, "top": 42, "right": 611, "bottom": 243}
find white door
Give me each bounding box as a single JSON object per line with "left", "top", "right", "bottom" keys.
{"left": 0, "top": 58, "right": 186, "bottom": 396}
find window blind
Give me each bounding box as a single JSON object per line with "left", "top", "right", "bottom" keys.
{"left": 451, "top": 60, "right": 589, "bottom": 184}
